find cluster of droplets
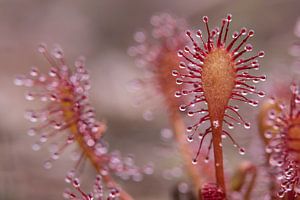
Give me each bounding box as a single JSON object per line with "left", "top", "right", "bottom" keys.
{"left": 173, "top": 14, "right": 266, "bottom": 162}
{"left": 15, "top": 44, "right": 152, "bottom": 191}
{"left": 127, "top": 13, "right": 188, "bottom": 114}
{"left": 128, "top": 13, "right": 187, "bottom": 66}
{"left": 63, "top": 174, "right": 119, "bottom": 200}
{"left": 106, "top": 151, "right": 154, "bottom": 181}
{"left": 264, "top": 83, "right": 300, "bottom": 198}
{"left": 70, "top": 143, "right": 153, "bottom": 182}
{"left": 15, "top": 44, "right": 104, "bottom": 164}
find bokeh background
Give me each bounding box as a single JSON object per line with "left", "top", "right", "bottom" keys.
{"left": 1, "top": 0, "right": 300, "bottom": 199}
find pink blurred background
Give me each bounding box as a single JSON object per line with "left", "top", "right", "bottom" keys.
{"left": 1, "top": 0, "right": 300, "bottom": 199}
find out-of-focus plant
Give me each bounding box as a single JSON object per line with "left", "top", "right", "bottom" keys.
{"left": 128, "top": 13, "right": 206, "bottom": 193}
{"left": 15, "top": 44, "right": 152, "bottom": 200}
{"left": 258, "top": 83, "right": 300, "bottom": 200}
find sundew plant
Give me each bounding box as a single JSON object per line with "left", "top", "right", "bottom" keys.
{"left": 4, "top": 1, "right": 300, "bottom": 200}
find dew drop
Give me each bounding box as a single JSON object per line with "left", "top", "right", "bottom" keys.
{"left": 27, "top": 128, "right": 37, "bottom": 136}
{"left": 30, "top": 67, "right": 39, "bottom": 77}
{"left": 264, "top": 131, "right": 273, "bottom": 139}
{"left": 259, "top": 51, "right": 265, "bottom": 58}
{"left": 52, "top": 47, "right": 63, "bottom": 59}
{"left": 100, "top": 168, "right": 109, "bottom": 176}
{"left": 239, "top": 148, "right": 246, "bottom": 155}
{"left": 241, "top": 91, "right": 248, "bottom": 95}
{"left": 196, "top": 30, "right": 202, "bottom": 37}
{"left": 186, "top": 126, "right": 193, "bottom": 132}
{"left": 192, "top": 158, "right": 197, "bottom": 165}
{"left": 38, "top": 75, "right": 46, "bottom": 82}
{"left": 177, "top": 182, "right": 189, "bottom": 194}
{"left": 187, "top": 111, "right": 194, "bottom": 117}
{"left": 176, "top": 78, "right": 183, "bottom": 85}
{"left": 233, "top": 105, "right": 239, "bottom": 111}
{"left": 276, "top": 160, "right": 284, "bottom": 167}
{"left": 65, "top": 170, "right": 75, "bottom": 183}
{"left": 279, "top": 103, "right": 286, "bottom": 110}
{"left": 174, "top": 91, "right": 181, "bottom": 98}
{"left": 248, "top": 30, "right": 255, "bottom": 37}
{"left": 38, "top": 43, "right": 47, "bottom": 53}
{"left": 143, "top": 110, "right": 153, "bottom": 121}
{"left": 265, "top": 145, "right": 272, "bottom": 153}
{"left": 253, "top": 78, "right": 260, "bottom": 83}
{"left": 73, "top": 178, "right": 80, "bottom": 188}
{"left": 245, "top": 44, "right": 253, "bottom": 51}
{"left": 14, "top": 76, "right": 24, "bottom": 86}
{"left": 253, "top": 65, "right": 260, "bottom": 70}
{"left": 204, "top": 157, "right": 209, "bottom": 163}
{"left": 54, "top": 122, "right": 62, "bottom": 130}
{"left": 227, "top": 14, "right": 232, "bottom": 21}
{"left": 260, "top": 75, "right": 267, "bottom": 81}
{"left": 67, "top": 136, "right": 74, "bottom": 144}
{"left": 184, "top": 46, "right": 190, "bottom": 53}
{"left": 172, "top": 70, "right": 179, "bottom": 77}
{"left": 241, "top": 27, "right": 247, "bottom": 35}
{"left": 232, "top": 32, "right": 239, "bottom": 38}
{"left": 228, "top": 123, "right": 234, "bottom": 129}
{"left": 244, "top": 123, "right": 251, "bottom": 129}
{"left": 143, "top": 164, "right": 154, "bottom": 175}
{"left": 32, "top": 143, "right": 41, "bottom": 151}
{"left": 95, "top": 144, "right": 108, "bottom": 156}
{"left": 43, "top": 161, "right": 52, "bottom": 170}
{"left": 62, "top": 189, "right": 72, "bottom": 198}
{"left": 187, "top": 135, "right": 193, "bottom": 142}
{"left": 258, "top": 91, "right": 265, "bottom": 97}
{"left": 179, "top": 105, "right": 187, "bottom": 111}
{"left": 268, "top": 110, "right": 276, "bottom": 119}
{"left": 221, "top": 133, "right": 227, "bottom": 139}
{"left": 134, "top": 31, "right": 146, "bottom": 43}
{"left": 49, "top": 68, "right": 57, "bottom": 77}
{"left": 87, "top": 139, "right": 95, "bottom": 147}
{"left": 39, "top": 135, "right": 48, "bottom": 143}
{"left": 177, "top": 51, "right": 184, "bottom": 57}
{"left": 179, "top": 62, "right": 186, "bottom": 69}
{"left": 182, "top": 90, "right": 189, "bottom": 95}
{"left": 186, "top": 30, "right": 191, "bottom": 36}
{"left": 30, "top": 115, "right": 38, "bottom": 122}
{"left": 51, "top": 152, "right": 59, "bottom": 160}
{"left": 91, "top": 125, "right": 99, "bottom": 133}
{"left": 160, "top": 128, "right": 173, "bottom": 141}
{"left": 250, "top": 100, "right": 258, "bottom": 107}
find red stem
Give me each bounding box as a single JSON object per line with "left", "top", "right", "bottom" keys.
{"left": 212, "top": 125, "right": 226, "bottom": 195}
